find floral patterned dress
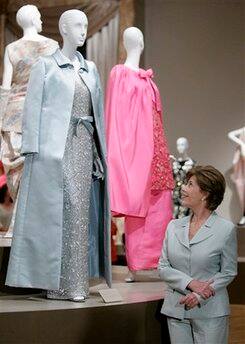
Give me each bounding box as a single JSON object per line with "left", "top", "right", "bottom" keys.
{"left": 0, "top": 38, "right": 58, "bottom": 236}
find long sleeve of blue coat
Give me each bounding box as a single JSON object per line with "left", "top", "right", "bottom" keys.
{"left": 93, "top": 63, "right": 107, "bottom": 157}
{"left": 21, "top": 58, "right": 45, "bottom": 155}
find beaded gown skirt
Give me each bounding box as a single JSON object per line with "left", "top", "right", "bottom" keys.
{"left": 47, "top": 74, "right": 93, "bottom": 300}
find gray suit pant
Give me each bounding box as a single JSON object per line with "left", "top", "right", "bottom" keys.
{"left": 167, "top": 316, "right": 228, "bottom": 344}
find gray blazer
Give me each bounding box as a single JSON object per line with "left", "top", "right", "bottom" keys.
{"left": 158, "top": 212, "right": 237, "bottom": 319}
{"left": 6, "top": 49, "right": 111, "bottom": 290}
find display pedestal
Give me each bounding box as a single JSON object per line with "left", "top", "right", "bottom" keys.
{"left": 0, "top": 266, "right": 170, "bottom": 344}
{"left": 0, "top": 236, "right": 11, "bottom": 247}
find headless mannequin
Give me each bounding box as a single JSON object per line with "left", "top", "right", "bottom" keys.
{"left": 123, "top": 27, "right": 144, "bottom": 71}
{"left": 2, "top": 4, "right": 49, "bottom": 90}
{"left": 228, "top": 127, "right": 245, "bottom": 226}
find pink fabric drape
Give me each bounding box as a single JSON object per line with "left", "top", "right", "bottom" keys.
{"left": 105, "top": 65, "right": 154, "bottom": 217}
{"left": 105, "top": 64, "right": 173, "bottom": 217}
{"left": 125, "top": 190, "right": 172, "bottom": 271}
{"left": 105, "top": 64, "right": 174, "bottom": 270}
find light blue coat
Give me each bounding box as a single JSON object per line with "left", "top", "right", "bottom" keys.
{"left": 158, "top": 212, "right": 237, "bottom": 320}
{"left": 6, "top": 49, "right": 112, "bottom": 289}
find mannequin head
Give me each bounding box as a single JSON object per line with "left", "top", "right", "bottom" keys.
{"left": 16, "top": 5, "right": 42, "bottom": 32}
{"left": 59, "top": 10, "right": 88, "bottom": 47}
{"left": 176, "top": 137, "right": 189, "bottom": 155}
{"left": 123, "top": 27, "right": 144, "bottom": 54}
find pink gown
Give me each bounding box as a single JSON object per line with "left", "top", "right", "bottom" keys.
{"left": 105, "top": 64, "right": 174, "bottom": 271}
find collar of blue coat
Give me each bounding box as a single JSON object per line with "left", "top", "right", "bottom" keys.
{"left": 174, "top": 211, "right": 217, "bottom": 248}
{"left": 52, "top": 48, "right": 88, "bottom": 71}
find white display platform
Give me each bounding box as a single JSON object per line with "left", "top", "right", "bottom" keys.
{"left": 0, "top": 266, "right": 165, "bottom": 313}
{"left": 0, "top": 266, "right": 169, "bottom": 344}
{"left": 0, "top": 237, "right": 11, "bottom": 247}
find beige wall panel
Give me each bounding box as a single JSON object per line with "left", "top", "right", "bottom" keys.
{"left": 145, "top": 0, "right": 245, "bottom": 222}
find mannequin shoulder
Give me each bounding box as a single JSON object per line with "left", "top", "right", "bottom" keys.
{"left": 85, "top": 59, "right": 97, "bottom": 70}
{"left": 45, "top": 38, "right": 59, "bottom": 47}
{"left": 85, "top": 60, "right": 101, "bottom": 78}
{"left": 109, "top": 64, "right": 124, "bottom": 76}
{"left": 4, "top": 40, "right": 22, "bottom": 53}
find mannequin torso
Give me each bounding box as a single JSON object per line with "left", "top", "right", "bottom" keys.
{"left": 1, "top": 5, "right": 55, "bottom": 89}
{"left": 0, "top": 5, "right": 58, "bottom": 238}
{"left": 228, "top": 127, "right": 245, "bottom": 225}
{"left": 172, "top": 138, "right": 196, "bottom": 219}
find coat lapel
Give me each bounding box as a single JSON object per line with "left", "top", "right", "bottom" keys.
{"left": 76, "top": 53, "right": 100, "bottom": 136}
{"left": 76, "top": 51, "right": 96, "bottom": 96}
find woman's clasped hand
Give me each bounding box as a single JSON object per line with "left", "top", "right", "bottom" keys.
{"left": 179, "top": 279, "right": 215, "bottom": 309}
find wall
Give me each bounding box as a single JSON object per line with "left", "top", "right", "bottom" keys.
{"left": 144, "top": 0, "right": 244, "bottom": 222}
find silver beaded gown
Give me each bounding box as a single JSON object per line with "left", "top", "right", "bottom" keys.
{"left": 47, "top": 73, "right": 93, "bottom": 300}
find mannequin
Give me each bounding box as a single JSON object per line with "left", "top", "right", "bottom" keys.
{"left": 106, "top": 27, "right": 174, "bottom": 282}
{"left": 6, "top": 9, "right": 111, "bottom": 301}
{"left": 228, "top": 127, "right": 245, "bottom": 226}
{"left": 0, "top": 4, "right": 58, "bottom": 236}
{"left": 123, "top": 27, "right": 143, "bottom": 71}
{"left": 171, "top": 137, "right": 196, "bottom": 219}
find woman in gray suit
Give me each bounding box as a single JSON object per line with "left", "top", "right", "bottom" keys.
{"left": 158, "top": 165, "right": 237, "bottom": 344}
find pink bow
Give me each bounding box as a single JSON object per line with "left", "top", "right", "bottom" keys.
{"left": 139, "top": 68, "right": 161, "bottom": 112}
{"left": 139, "top": 68, "right": 153, "bottom": 79}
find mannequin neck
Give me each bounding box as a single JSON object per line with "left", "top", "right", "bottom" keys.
{"left": 22, "top": 27, "right": 40, "bottom": 40}
{"left": 124, "top": 48, "right": 141, "bottom": 71}
{"left": 61, "top": 40, "right": 78, "bottom": 62}
{"left": 178, "top": 151, "right": 189, "bottom": 160}
{"left": 61, "top": 40, "right": 81, "bottom": 72}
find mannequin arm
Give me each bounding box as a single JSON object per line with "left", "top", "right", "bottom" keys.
{"left": 228, "top": 127, "right": 245, "bottom": 158}
{"left": 2, "top": 46, "right": 13, "bottom": 89}
{"left": 169, "top": 154, "right": 176, "bottom": 161}
{"left": 228, "top": 127, "right": 245, "bottom": 147}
